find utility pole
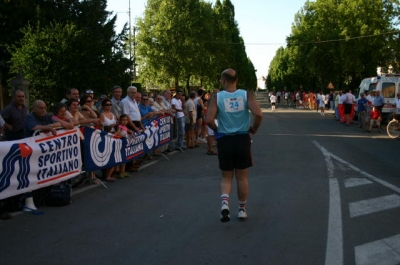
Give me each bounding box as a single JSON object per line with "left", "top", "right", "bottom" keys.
{"left": 133, "top": 27, "right": 137, "bottom": 82}
{"left": 129, "top": 0, "right": 133, "bottom": 84}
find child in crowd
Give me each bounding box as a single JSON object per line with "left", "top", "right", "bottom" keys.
{"left": 114, "top": 114, "right": 134, "bottom": 179}
{"left": 368, "top": 106, "right": 381, "bottom": 133}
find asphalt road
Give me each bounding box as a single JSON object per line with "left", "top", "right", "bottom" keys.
{"left": 1, "top": 105, "right": 400, "bottom": 265}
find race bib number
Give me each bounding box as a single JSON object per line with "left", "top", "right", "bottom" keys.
{"left": 224, "top": 97, "right": 244, "bottom": 113}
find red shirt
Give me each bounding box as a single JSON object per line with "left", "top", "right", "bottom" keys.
{"left": 370, "top": 109, "right": 380, "bottom": 120}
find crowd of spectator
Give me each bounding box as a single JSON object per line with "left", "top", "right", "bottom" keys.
{"left": 269, "top": 88, "right": 390, "bottom": 132}
{"left": 0, "top": 86, "right": 216, "bottom": 220}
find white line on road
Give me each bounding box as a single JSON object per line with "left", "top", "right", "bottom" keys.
{"left": 355, "top": 234, "right": 400, "bottom": 265}
{"left": 349, "top": 194, "right": 400, "bottom": 218}
{"left": 313, "top": 141, "right": 400, "bottom": 265}
{"left": 313, "top": 141, "right": 343, "bottom": 265}
{"left": 344, "top": 178, "right": 373, "bottom": 188}
{"left": 326, "top": 150, "right": 400, "bottom": 194}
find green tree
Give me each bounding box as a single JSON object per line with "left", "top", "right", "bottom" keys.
{"left": 275, "top": 0, "right": 399, "bottom": 92}
{"left": 136, "top": 0, "right": 256, "bottom": 92}
{"left": 8, "top": 23, "right": 82, "bottom": 103}
{"left": 2, "top": 0, "right": 131, "bottom": 103}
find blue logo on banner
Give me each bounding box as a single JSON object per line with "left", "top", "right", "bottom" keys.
{"left": 0, "top": 143, "right": 33, "bottom": 192}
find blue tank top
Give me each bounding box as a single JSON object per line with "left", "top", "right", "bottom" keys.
{"left": 216, "top": 89, "right": 250, "bottom": 135}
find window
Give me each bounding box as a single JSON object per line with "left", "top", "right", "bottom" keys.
{"left": 381, "top": 82, "right": 395, "bottom": 98}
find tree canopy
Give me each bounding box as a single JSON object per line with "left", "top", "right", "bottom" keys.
{"left": 136, "top": 0, "right": 257, "bottom": 92}
{"left": 267, "top": 0, "right": 400, "bottom": 93}
{"left": 1, "top": 0, "right": 131, "bottom": 104}
{"left": 1, "top": 0, "right": 257, "bottom": 106}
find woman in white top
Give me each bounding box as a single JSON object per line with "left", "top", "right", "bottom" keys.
{"left": 99, "top": 99, "right": 118, "bottom": 133}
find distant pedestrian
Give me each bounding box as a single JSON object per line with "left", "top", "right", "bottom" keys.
{"left": 344, "top": 89, "right": 356, "bottom": 126}
{"left": 318, "top": 92, "right": 326, "bottom": 116}
{"left": 270, "top": 92, "right": 277, "bottom": 111}
{"left": 357, "top": 93, "right": 368, "bottom": 128}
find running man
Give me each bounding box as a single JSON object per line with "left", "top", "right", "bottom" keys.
{"left": 206, "top": 68, "right": 263, "bottom": 222}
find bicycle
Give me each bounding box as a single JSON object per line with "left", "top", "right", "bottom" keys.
{"left": 386, "top": 108, "right": 400, "bottom": 139}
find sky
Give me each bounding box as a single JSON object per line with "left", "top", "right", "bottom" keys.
{"left": 106, "top": 0, "right": 307, "bottom": 88}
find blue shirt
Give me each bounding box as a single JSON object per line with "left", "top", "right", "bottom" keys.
{"left": 138, "top": 103, "right": 154, "bottom": 124}
{"left": 374, "top": 95, "right": 385, "bottom": 106}
{"left": 357, "top": 98, "right": 368, "bottom": 112}
{"left": 24, "top": 112, "right": 53, "bottom": 137}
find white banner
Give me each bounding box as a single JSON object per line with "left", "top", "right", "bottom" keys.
{"left": 0, "top": 129, "right": 82, "bottom": 200}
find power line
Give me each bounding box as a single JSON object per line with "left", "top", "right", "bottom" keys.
{"left": 289, "top": 30, "right": 400, "bottom": 45}
{"left": 205, "top": 30, "right": 400, "bottom": 46}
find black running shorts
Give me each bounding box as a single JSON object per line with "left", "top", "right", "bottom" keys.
{"left": 344, "top": 103, "right": 352, "bottom": 114}
{"left": 217, "top": 134, "right": 252, "bottom": 171}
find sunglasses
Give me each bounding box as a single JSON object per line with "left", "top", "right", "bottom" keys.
{"left": 142, "top": 98, "right": 149, "bottom": 101}
{"left": 86, "top": 101, "right": 92, "bottom": 103}
{"left": 105, "top": 104, "right": 112, "bottom": 106}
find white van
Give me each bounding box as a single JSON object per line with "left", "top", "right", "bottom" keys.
{"left": 373, "top": 74, "right": 400, "bottom": 119}
{"left": 356, "top": 76, "right": 379, "bottom": 99}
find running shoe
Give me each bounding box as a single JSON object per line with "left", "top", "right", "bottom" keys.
{"left": 198, "top": 138, "right": 207, "bottom": 144}
{"left": 220, "top": 203, "right": 230, "bottom": 222}
{"left": 238, "top": 208, "right": 248, "bottom": 219}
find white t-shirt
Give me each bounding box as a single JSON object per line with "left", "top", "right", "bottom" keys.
{"left": 366, "top": 95, "right": 375, "bottom": 105}
{"left": 319, "top": 94, "right": 326, "bottom": 107}
{"left": 270, "top": 95, "right": 277, "bottom": 103}
{"left": 121, "top": 95, "right": 141, "bottom": 121}
{"left": 344, "top": 93, "right": 355, "bottom": 104}
{"left": 171, "top": 98, "right": 185, "bottom": 118}
{"left": 339, "top": 94, "right": 346, "bottom": 104}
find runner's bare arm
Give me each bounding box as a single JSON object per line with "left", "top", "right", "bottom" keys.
{"left": 247, "top": 91, "right": 262, "bottom": 134}
{"left": 206, "top": 94, "right": 218, "bottom": 131}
